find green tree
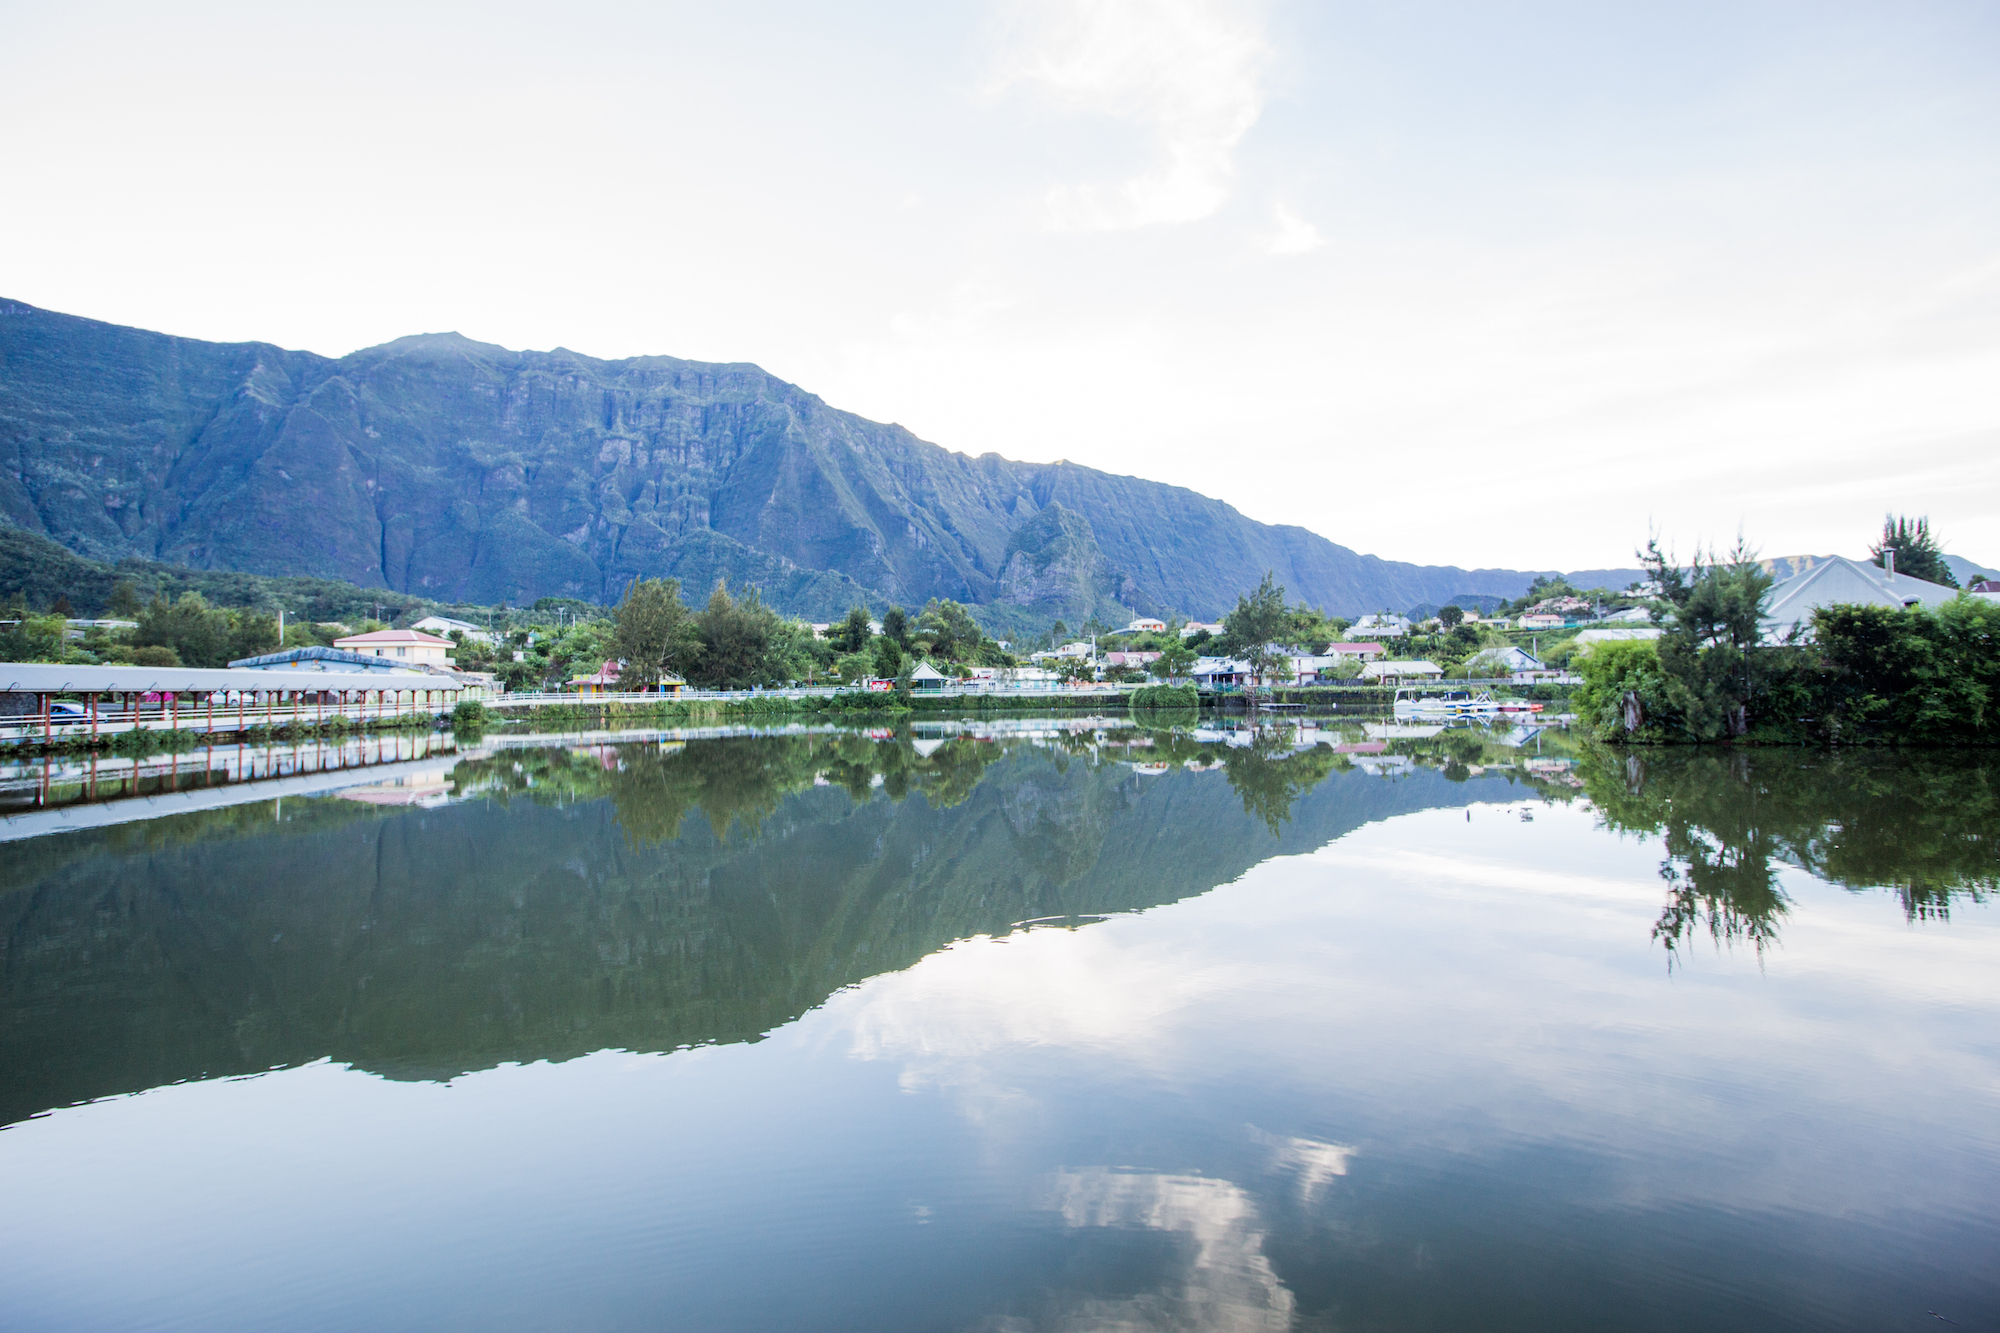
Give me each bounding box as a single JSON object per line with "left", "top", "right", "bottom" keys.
{"left": 612, "top": 577, "right": 699, "bottom": 690}
{"left": 226, "top": 610, "right": 279, "bottom": 662}
{"left": 1812, "top": 597, "right": 2000, "bottom": 742}
{"left": 831, "top": 605, "right": 874, "bottom": 654}
{"left": 0, "top": 613, "right": 69, "bottom": 662}
{"left": 1222, "top": 571, "right": 1290, "bottom": 698}
{"left": 1576, "top": 639, "right": 1673, "bottom": 738}
{"left": 690, "top": 582, "right": 786, "bottom": 688}
{"left": 1643, "top": 538, "right": 1776, "bottom": 740}
{"left": 879, "top": 606, "right": 911, "bottom": 649}
{"left": 1438, "top": 604, "right": 1465, "bottom": 629}
{"left": 107, "top": 580, "right": 142, "bottom": 619}
{"left": 871, "top": 634, "right": 905, "bottom": 678}
{"left": 918, "top": 599, "right": 983, "bottom": 662}
{"left": 135, "top": 592, "right": 232, "bottom": 667}
{"left": 1870, "top": 514, "right": 1958, "bottom": 587}
{"left": 1150, "top": 639, "right": 1197, "bottom": 681}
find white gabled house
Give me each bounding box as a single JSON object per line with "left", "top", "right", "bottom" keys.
{"left": 1347, "top": 614, "right": 1410, "bottom": 639}
{"left": 1760, "top": 555, "right": 1959, "bottom": 642}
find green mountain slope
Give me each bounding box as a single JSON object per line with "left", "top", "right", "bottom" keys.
{"left": 3, "top": 298, "right": 1553, "bottom": 619}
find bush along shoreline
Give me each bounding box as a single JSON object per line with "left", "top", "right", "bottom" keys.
{"left": 1576, "top": 543, "right": 1999, "bottom": 747}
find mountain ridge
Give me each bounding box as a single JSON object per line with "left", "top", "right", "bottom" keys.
{"left": 2, "top": 298, "right": 1598, "bottom": 621}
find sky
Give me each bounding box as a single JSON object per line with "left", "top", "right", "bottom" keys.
{"left": 2, "top": 0, "right": 1996, "bottom": 572}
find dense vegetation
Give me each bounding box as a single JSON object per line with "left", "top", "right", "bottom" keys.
{"left": 1576, "top": 535, "right": 1999, "bottom": 745}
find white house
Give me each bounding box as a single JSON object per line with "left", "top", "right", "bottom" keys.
{"left": 1760, "top": 556, "right": 1959, "bottom": 642}
{"left": 1326, "top": 642, "right": 1386, "bottom": 662}
{"left": 1191, "top": 656, "right": 1253, "bottom": 688}
{"left": 1179, "top": 621, "right": 1225, "bottom": 638}
{"left": 1467, "top": 646, "right": 1542, "bottom": 675}
{"left": 1348, "top": 614, "right": 1410, "bottom": 638}
{"left": 333, "top": 628, "right": 455, "bottom": 666}
{"left": 1573, "top": 627, "right": 1663, "bottom": 652}
{"left": 1120, "top": 618, "right": 1167, "bottom": 634}
{"left": 1360, "top": 659, "right": 1444, "bottom": 683}
{"left": 411, "top": 614, "right": 496, "bottom": 645}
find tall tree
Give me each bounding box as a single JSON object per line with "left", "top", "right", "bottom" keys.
{"left": 1222, "top": 571, "right": 1291, "bottom": 698}
{"left": 107, "top": 580, "right": 142, "bottom": 618}
{"left": 918, "top": 599, "right": 983, "bottom": 662}
{"left": 879, "top": 606, "right": 910, "bottom": 649}
{"left": 1870, "top": 514, "right": 1958, "bottom": 587}
{"left": 612, "top": 577, "right": 698, "bottom": 690}
{"left": 831, "top": 605, "right": 873, "bottom": 654}
{"left": 691, "top": 581, "right": 785, "bottom": 688}
{"left": 1642, "top": 538, "right": 1775, "bottom": 739}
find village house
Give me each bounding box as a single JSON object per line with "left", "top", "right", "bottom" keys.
{"left": 1325, "top": 642, "right": 1386, "bottom": 662}
{"left": 1347, "top": 614, "right": 1410, "bottom": 639}
{"left": 411, "top": 614, "right": 497, "bottom": 645}
{"left": 569, "top": 660, "right": 684, "bottom": 695}
{"left": 1104, "top": 650, "right": 1161, "bottom": 668}
{"left": 1179, "top": 621, "right": 1225, "bottom": 638}
{"left": 1516, "top": 613, "right": 1565, "bottom": 630}
{"left": 231, "top": 645, "right": 444, "bottom": 676}
{"left": 1760, "top": 556, "right": 1960, "bottom": 642}
{"left": 1120, "top": 618, "right": 1167, "bottom": 634}
{"left": 1191, "top": 656, "right": 1253, "bottom": 688}
{"left": 334, "top": 628, "right": 456, "bottom": 666}
{"left": 1467, "top": 645, "right": 1543, "bottom": 675}
{"left": 1360, "top": 659, "right": 1445, "bottom": 684}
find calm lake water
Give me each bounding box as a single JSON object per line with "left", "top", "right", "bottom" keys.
{"left": 2, "top": 720, "right": 1996, "bottom": 1332}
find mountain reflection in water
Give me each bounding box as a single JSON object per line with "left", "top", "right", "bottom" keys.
{"left": 3, "top": 722, "right": 1999, "bottom": 1332}
{"left": 0, "top": 725, "right": 1532, "bottom": 1125}
{"left": 1, "top": 725, "right": 1993, "bottom": 1130}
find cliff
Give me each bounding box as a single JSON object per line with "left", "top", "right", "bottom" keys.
{"left": 2, "top": 298, "right": 1554, "bottom": 620}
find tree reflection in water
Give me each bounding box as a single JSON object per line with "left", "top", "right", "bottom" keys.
{"left": 1580, "top": 746, "right": 1998, "bottom": 963}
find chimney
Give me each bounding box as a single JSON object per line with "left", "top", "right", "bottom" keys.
{"left": 1882, "top": 548, "right": 1896, "bottom": 579}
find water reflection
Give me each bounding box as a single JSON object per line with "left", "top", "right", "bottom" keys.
{"left": 0, "top": 724, "right": 1541, "bottom": 1127}
{"left": 1581, "top": 748, "right": 1998, "bottom": 961}
{"left": 3, "top": 724, "right": 1993, "bottom": 1128}
{"left": 2, "top": 724, "right": 1997, "bottom": 1330}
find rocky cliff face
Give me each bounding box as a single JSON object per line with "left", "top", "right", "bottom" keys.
{"left": 994, "top": 502, "right": 1153, "bottom": 626}
{"left": 0, "top": 299, "right": 1550, "bottom": 619}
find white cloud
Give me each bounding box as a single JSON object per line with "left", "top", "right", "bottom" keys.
{"left": 988, "top": 0, "right": 1270, "bottom": 230}
{"left": 1042, "top": 1168, "right": 1295, "bottom": 1331}
{"left": 1263, "top": 203, "right": 1323, "bottom": 256}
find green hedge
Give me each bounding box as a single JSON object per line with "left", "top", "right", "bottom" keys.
{"left": 1130, "top": 684, "right": 1198, "bottom": 709}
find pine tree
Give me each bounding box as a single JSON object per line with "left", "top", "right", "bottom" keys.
{"left": 1870, "top": 515, "right": 1957, "bottom": 587}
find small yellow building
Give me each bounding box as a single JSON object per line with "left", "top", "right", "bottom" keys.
{"left": 333, "top": 629, "right": 456, "bottom": 666}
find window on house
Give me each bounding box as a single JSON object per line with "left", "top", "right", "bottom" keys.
{"left": 397, "top": 647, "right": 407, "bottom": 657}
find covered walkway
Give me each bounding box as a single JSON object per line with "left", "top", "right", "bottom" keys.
{"left": 0, "top": 663, "right": 464, "bottom": 747}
